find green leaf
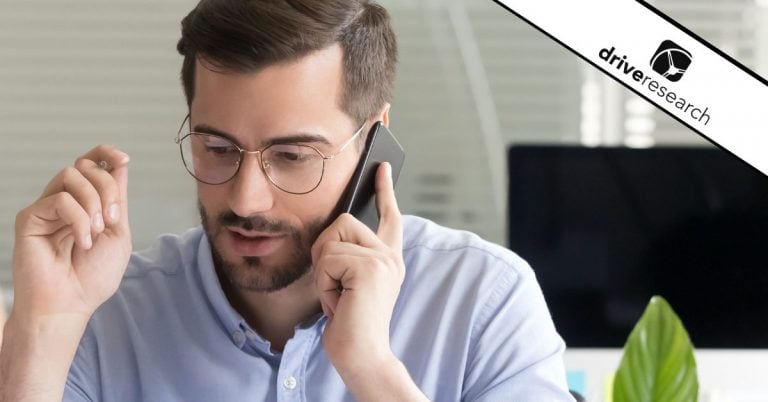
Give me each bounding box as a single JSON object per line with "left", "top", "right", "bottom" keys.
{"left": 613, "top": 296, "right": 699, "bottom": 402}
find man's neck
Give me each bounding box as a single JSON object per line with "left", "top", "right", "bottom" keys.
{"left": 218, "top": 272, "right": 322, "bottom": 352}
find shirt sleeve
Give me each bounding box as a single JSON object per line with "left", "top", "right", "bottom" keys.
{"left": 63, "top": 327, "right": 101, "bottom": 402}
{"left": 461, "top": 258, "right": 575, "bottom": 402}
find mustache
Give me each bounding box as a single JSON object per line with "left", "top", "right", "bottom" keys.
{"left": 217, "top": 210, "right": 291, "bottom": 233}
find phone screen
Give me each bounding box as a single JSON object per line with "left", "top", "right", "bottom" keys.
{"left": 336, "top": 122, "right": 405, "bottom": 231}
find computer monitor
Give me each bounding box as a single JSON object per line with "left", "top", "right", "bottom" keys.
{"left": 507, "top": 145, "right": 768, "bottom": 348}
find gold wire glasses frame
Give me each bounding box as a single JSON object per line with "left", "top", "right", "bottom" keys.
{"left": 174, "top": 115, "right": 365, "bottom": 194}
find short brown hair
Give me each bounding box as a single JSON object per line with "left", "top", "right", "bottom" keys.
{"left": 177, "top": 0, "right": 398, "bottom": 124}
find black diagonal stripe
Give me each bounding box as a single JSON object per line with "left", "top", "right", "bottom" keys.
{"left": 489, "top": 0, "right": 768, "bottom": 179}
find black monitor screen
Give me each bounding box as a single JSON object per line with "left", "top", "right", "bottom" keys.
{"left": 507, "top": 145, "right": 768, "bottom": 348}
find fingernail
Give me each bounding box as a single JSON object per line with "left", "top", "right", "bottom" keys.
{"left": 109, "top": 204, "right": 120, "bottom": 221}
{"left": 83, "top": 234, "right": 93, "bottom": 249}
{"left": 93, "top": 212, "right": 104, "bottom": 231}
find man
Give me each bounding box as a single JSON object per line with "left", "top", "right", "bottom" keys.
{"left": 0, "top": 0, "right": 573, "bottom": 400}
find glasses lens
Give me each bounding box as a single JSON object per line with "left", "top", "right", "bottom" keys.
{"left": 180, "top": 133, "right": 240, "bottom": 184}
{"left": 263, "top": 144, "right": 324, "bottom": 193}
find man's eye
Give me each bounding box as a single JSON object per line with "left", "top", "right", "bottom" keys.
{"left": 206, "top": 145, "right": 237, "bottom": 155}
{"left": 270, "top": 145, "right": 317, "bottom": 164}
{"left": 274, "top": 151, "right": 306, "bottom": 162}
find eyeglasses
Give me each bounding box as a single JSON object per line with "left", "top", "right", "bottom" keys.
{"left": 175, "top": 115, "right": 365, "bottom": 194}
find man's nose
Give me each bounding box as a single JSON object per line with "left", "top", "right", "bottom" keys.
{"left": 228, "top": 152, "right": 275, "bottom": 217}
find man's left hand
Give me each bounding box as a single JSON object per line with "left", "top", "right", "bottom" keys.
{"left": 311, "top": 161, "right": 405, "bottom": 380}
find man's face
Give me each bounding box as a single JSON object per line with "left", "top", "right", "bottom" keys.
{"left": 191, "top": 45, "right": 364, "bottom": 292}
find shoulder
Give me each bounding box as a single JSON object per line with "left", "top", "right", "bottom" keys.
{"left": 399, "top": 217, "right": 570, "bottom": 400}
{"left": 402, "top": 215, "right": 532, "bottom": 281}
{"left": 124, "top": 226, "right": 205, "bottom": 279}
{"left": 398, "top": 215, "right": 540, "bottom": 324}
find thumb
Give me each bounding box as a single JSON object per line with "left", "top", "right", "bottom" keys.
{"left": 112, "top": 161, "right": 130, "bottom": 224}
{"left": 375, "top": 162, "right": 403, "bottom": 251}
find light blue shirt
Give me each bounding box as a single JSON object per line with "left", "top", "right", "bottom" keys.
{"left": 65, "top": 216, "right": 573, "bottom": 401}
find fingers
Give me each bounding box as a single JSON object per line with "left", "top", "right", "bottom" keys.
{"left": 77, "top": 145, "right": 130, "bottom": 225}
{"left": 52, "top": 165, "right": 109, "bottom": 231}
{"left": 78, "top": 144, "right": 130, "bottom": 205}
{"left": 311, "top": 214, "right": 381, "bottom": 265}
{"left": 78, "top": 144, "right": 130, "bottom": 174}
{"left": 313, "top": 244, "right": 384, "bottom": 316}
{"left": 76, "top": 159, "right": 122, "bottom": 226}
{"left": 316, "top": 261, "right": 344, "bottom": 317}
{"left": 314, "top": 241, "right": 381, "bottom": 285}
{"left": 19, "top": 192, "right": 95, "bottom": 249}
{"left": 374, "top": 162, "right": 403, "bottom": 251}
{"left": 311, "top": 163, "right": 402, "bottom": 263}
{"left": 40, "top": 145, "right": 130, "bottom": 230}
{"left": 23, "top": 145, "right": 131, "bottom": 252}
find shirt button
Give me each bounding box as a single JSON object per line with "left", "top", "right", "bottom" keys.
{"left": 283, "top": 376, "right": 297, "bottom": 390}
{"left": 232, "top": 331, "right": 245, "bottom": 345}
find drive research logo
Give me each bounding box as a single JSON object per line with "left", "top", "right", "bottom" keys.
{"left": 649, "top": 40, "right": 692, "bottom": 82}
{"left": 598, "top": 44, "right": 711, "bottom": 126}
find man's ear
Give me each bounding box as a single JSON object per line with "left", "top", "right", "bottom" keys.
{"left": 376, "top": 103, "right": 391, "bottom": 127}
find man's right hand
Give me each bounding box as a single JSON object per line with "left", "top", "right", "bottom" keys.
{"left": 1, "top": 145, "right": 133, "bottom": 402}
{"left": 11, "top": 144, "right": 133, "bottom": 322}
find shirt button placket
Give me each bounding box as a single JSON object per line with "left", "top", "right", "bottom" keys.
{"left": 278, "top": 373, "right": 300, "bottom": 402}
{"left": 277, "top": 328, "right": 317, "bottom": 402}
{"left": 283, "top": 376, "right": 297, "bottom": 390}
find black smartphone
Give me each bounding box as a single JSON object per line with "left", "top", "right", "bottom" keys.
{"left": 337, "top": 121, "right": 405, "bottom": 231}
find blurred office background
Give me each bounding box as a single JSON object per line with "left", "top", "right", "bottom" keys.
{"left": 2, "top": 0, "right": 768, "bottom": 399}
{"left": 0, "top": 0, "right": 766, "bottom": 315}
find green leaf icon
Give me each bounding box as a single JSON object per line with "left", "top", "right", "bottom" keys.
{"left": 613, "top": 296, "right": 699, "bottom": 402}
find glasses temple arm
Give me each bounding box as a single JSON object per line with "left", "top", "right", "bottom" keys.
{"left": 328, "top": 122, "right": 366, "bottom": 159}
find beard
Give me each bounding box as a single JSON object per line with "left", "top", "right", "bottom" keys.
{"left": 199, "top": 201, "right": 329, "bottom": 293}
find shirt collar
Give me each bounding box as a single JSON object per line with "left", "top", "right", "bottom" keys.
{"left": 195, "top": 229, "right": 326, "bottom": 354}
{"left": 196, "top": 232, "right": 255, "bottom": 348}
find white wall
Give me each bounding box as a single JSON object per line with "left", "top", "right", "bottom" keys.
{"left": 0, "top": 1, "right": 198, "bottom": 293}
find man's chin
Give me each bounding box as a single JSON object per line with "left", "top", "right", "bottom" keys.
{"left": 197, "top": 200, "right": 330, "bottom": 293}
{"left": 212, "top": 239, "right": 310, "bottom": 293}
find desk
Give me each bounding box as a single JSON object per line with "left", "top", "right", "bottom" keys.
{"left": 565, "top": 348, "right": 768, "bottom": 401}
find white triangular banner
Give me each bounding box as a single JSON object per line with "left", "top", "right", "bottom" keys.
{"left": 494, "top": 0, "right": 768, "bottom": 176}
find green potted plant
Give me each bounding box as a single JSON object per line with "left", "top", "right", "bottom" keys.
{"left": 611, "top": 296, "right": 699, "bottom": 402}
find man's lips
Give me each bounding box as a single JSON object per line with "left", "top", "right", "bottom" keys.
{"left": 228, "top": 226, "right": 284, "bottom": 238}
{"left": 226, "top": 227, "right": 287, "bottom": 257}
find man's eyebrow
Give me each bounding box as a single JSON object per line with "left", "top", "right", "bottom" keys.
{"left": 193, "top": 124, "right": 333, "bottom": 147}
